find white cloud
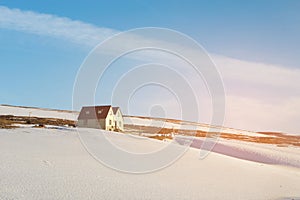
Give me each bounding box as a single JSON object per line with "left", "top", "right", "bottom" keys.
{"left": 0, "top": 6, "right": 117, "bottom": 47}
{"left": 223, "top": 95, "right": 300, "bottom": 134}
{"left": 214, "top": 55, "right": 300, "bottom": 90}
{"left": 1, "top": 6, "right": 300, "bottom": 134}
{"left": 213, "top": 55, "right": 300, "bottom": 134}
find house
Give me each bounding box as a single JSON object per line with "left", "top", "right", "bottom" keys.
{"left": 112, "top": 107, "right": 124, "bottom": 131}
{"left": 77, "top": 105, "right": 124, "bottom": 132}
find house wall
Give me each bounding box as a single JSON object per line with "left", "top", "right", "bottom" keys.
{"left": 77, "top": 119, "right": 87, "bottom": 128}
{"left": 105, "top": 108, "right": 115, "bottom": 131}
{"left": 98, "top": 119, "right": 106, "bottom": 129}
{"left": 77, "top": 119, "right": 105, "bottom": 129}
{"left": 114, "top": 109, "right": 124, "bottom": 131}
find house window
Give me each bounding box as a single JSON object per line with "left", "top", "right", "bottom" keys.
{"left": 109, "top": 120, "right": 112, "bottom": 125}
{"left": 98, "top": 109, "right": 103, "bottom": 114}
{"left": 86, "top": 111, "right": 90, "bottom": 115}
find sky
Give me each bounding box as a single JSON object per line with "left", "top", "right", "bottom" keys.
{"left": 0, "top": 0, "right": 300, "bottom": 134}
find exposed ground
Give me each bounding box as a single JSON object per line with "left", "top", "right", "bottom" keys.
{"left": 0, "top": 115, "right": 76, "bottom": 129}
{"left": 1, "top": 111, "right": 299, "bottom": 148}
{"left": 125, "top": 124, "right": 300, "bottom": 147}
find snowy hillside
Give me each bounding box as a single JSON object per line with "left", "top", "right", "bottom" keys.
{"left": 0, "top": 104, "right": 78, "bottom": 121}
{"left": 0, "top": 105, "right": 300, "bottom": 199}
{"left": 124, "top": 115, "right": 269, "bottom": 137}
{"left": 0, "top": 104, "right": 266, "bottom": 136}
{"left": 1, "top": 128, "right": 300, "bottom": 200}
{"left": 1, "top": 104, "right": 300, "bottom": 164}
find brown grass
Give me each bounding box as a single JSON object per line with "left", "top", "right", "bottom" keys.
{"left": 124, "top": 124, "right": 300, "bottom": 147}
{"left": 0, "top": 115, "right": 76, "bottom": 129}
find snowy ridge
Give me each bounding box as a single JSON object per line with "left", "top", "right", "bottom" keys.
{"left": 0, "top": 128, "right": 300, "bottom": 199}
{"left": 175, "top": 136, "right": 300, "bottom": 168}
{"left": 124, "top": 116, "right": 270, "bottom": 137}
{"left": 1, "top": 104, "right": 265, "bottom": 137}
{"left": 0, "top": 104, "right": 78, "bottom": 120}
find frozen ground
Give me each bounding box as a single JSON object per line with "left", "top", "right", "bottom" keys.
{"left": 124, "top": 116, "right": 271, "bottom": 137}
{"left": 0, "top": 105, "right": 270, "bottom": 137}
{"left": 176, "top": 136, "right": 300, "bottom": 168}
{"left": 1, "top": 105, "right": 300, "bottom": 199}
{"left": 0, "top": 105, "right": 285, "bottom": 137}
{"left": 0, "top": 105, "right": 78, "bottom": 121}
{"left": 0, "top": 128, "right": 300, "bottom": 200}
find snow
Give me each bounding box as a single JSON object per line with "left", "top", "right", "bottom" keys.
{"left": 12, "top": 123, "right": 38, "bottom": 128}
{"left": 1, "top": 105, "right": 300, "bottom": 198}
{"left": 0, "top": 105, "right": 78, "bottom": 121}
{"left": 125, "top": 116, "right": 271, "bottom": 137}
{"left": 0, "top": 105, "right": 274, "bottom": 137}
{"left": 176, "top": 136, "right": 300, "bottom": 168}
{"left": 0, "top": 127, "right": 300, "bottom": 199}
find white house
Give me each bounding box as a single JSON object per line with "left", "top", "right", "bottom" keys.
{"left": 77, "top": 105, "right": 124, "bottom": 132}
{"left": 112, "top": 107, "right": 124, "bottom": 131}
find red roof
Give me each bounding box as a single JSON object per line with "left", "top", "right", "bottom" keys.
{"left": 112, "top": 107, "right": 120, "bottom": 114}
{"left": 78, "top": 105, "right": 111, "bottom": 120}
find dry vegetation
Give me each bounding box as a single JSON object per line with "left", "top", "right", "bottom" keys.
{"left": 1, "top": 113, "right": 299, "bottom": 147}
{"left": 220, "top": 132, "right": 300, "bottom": 147}
{"left": 124, "top": 124, "right": 300, "bottom": 147}
{"left": 0, "top": 115, "right": 76, "bottom": 129}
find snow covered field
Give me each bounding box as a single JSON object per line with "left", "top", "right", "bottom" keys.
{"left": 0, "top": 105, "right": 78, "bottom": 121}
{"left": 125, "top": 116, "right": 272, "bottom": 137}
{"left": 1, "top": 104, "right": 300, "bottom": 199}
{"left": 1, "top": 128, "right": 300, "bottom": 200}
{"left": 0, "top": 105, "right": 270, "bottom": 137}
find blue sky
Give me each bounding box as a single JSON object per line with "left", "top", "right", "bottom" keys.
{"left": 0, "top": 0, "right": 300, "bottom": 133}
{"left": 2, "top": 0, "right": 300, "bottom": 67}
